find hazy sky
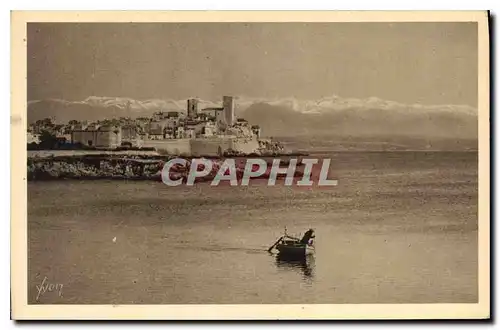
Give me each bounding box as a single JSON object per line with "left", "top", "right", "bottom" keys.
{"left": 27, "top": 22, "right": 478, "bottom": 106}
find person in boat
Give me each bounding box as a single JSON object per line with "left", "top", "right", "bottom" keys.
{"left": 299, "top": 228, "right": 315, "bottom": 245}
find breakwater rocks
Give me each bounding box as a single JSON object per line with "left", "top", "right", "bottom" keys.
{"left": 27, "top": 154, "right": 307, "bottom": 182}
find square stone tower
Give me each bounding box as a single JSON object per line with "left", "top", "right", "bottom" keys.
{"left": 223, "top": 96, "right": 234, "bottom": 126}
{"left": 187, "top": 98, "right": 198, "bottom": 119}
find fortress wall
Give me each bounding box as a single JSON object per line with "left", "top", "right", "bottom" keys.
{"left": 142, "top": 139, "right": 191, "bottom": 155}
{"left": 190, "top": 138, "right": 232, "bottom": 156}
{"left": 142, "top": 137, "right": 260, "bottom": 156}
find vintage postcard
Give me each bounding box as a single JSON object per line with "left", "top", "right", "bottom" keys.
{"left": 11, "top": 11, "right": 490, "bottom": 320}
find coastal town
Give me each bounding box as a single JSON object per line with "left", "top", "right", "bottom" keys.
{"left": 26, "top": 95, "right": 297, "bottom": 181}
{"left": 27, "top": 95, "right": 269, "bottom": 153}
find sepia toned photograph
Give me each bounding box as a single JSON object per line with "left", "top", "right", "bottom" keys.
{"left": 11, "top": 11, "right": 490, "bottom": 320}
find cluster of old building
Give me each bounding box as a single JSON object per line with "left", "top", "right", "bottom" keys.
{"left": 28, "top": 96, "right": 261, "bottom": 149}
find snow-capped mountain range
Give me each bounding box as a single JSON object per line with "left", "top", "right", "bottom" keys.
{"left": 28, "top": 94, "right": 477, "bottom": 117}
{"left": 27, "top": 94, "right": 478, "bottom": 141}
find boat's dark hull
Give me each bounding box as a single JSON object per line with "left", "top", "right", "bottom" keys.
{"left": 276, "top": 244, "right": 313, "bottom": 257}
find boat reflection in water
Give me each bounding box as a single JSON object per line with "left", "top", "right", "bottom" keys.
{"left": 275, "top": 253, "right": 315, "bottom": 280}
{"left": 268, "top": 228, "right": 316, "bottom": 280}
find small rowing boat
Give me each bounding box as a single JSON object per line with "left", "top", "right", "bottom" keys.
{"left": 268, "top": 228, "right": 315, "bottom": 257}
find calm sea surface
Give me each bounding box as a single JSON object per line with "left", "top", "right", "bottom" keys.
{"left": 28, "top": 152, "right": 478, "bottom": 304}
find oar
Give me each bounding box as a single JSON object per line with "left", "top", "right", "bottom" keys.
{"left": 267, "top": 236, "right": 283, "bottom": 252}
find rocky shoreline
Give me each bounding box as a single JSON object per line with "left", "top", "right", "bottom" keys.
{"left": 28, "top": 155, "right": 165, "bottom": 181}
{"left": 27, "top": 153, "right": 306, "bottom": 182}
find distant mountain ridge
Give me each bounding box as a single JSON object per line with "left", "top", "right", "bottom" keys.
{"left": 27, "top": 95, "right": 478, "bottom": 142}
{"left": 28, "top": 94, "right": 477, "bottom": 116}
